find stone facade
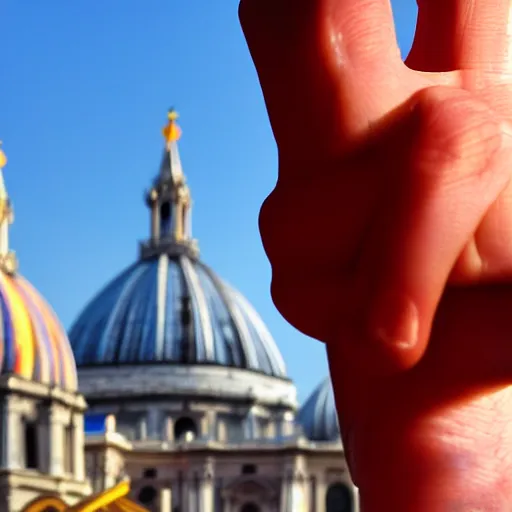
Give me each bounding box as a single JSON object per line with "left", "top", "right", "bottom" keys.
{"left": 0, "top": 375, "right": 90, "bottom": 511}
{"left": 85, "top": 435, "right": 357, "bottom": 512}
{"left": 79, "top": 365, "right": 358, "bottom": 512}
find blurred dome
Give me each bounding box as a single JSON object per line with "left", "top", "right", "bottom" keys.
{"left": 0, "top": 145, "right": 77, "bottom": 391}
{"left": 298, "top": 377, "right": 340, "bottom": 442}
{"left": 0, "top": 273, "right": 77, "bottom": 391}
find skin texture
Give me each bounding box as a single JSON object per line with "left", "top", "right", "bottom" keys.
{"left": 239, "top": 0, "right": 512, "bottom": 510}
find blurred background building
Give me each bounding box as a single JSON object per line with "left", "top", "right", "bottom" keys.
{"left": 0, "top": 112, "right": 356, "bottom": 512}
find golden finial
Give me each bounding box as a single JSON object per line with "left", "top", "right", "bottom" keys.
{"left": 162, "top": 108, "right": 182, "bottom": 144}
{"left": 0, "top": 142, "right": 7, "bottom": 170}
{"left": 168, "top": 108, "right": 179, "bottom": 122}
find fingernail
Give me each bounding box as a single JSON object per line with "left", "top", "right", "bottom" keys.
{"left": 369, "top": 291, "right": 419, "bottom": 349}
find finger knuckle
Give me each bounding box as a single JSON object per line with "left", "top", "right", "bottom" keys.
{"left": 259, "top": 184, "right": 309, "bottom": 261}
{"left": 258, "top": 187, "right": 286, "bottom": 259}
{"left": 412, "top": 87, "right": 503, "bottom": 185}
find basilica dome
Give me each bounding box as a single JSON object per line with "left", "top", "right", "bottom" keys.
{"left": 69, "top": 255, "right": 286, "bottom": 377}
{"left": 0, "top": 146, "right": 77, "bottom": 391}
{"left": 69, "top": 110, "right": 287, "bottom": 380}
{"left": 298, "top": 377, "right": 340, "bottom": 442}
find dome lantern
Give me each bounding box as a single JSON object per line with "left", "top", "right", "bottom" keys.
{"left": 0, "top": 142, "right": 18, "bottom": 275}
{"left": 140, "top": 109, "right": 199, "bottom": 261}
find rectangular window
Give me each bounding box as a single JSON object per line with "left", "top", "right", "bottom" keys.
{"left": 24, "top": 420, "right": 38, "bottom": 470}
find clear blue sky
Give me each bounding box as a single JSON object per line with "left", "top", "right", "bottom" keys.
{"left": 0, "top": 0, "right": 417, "bottom": 402}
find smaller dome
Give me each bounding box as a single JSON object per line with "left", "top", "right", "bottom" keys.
{"left": 0, "top": 272, "right": 77, "bottom": 391}
{"left": 298, "top": 377, "right": 340, "bottom": 442}
{"left": 0, "top": 143, "right": 77, "bottom": 392}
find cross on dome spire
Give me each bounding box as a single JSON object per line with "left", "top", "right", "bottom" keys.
{"left": 140, "top": 109, "right": 199, "bottom": 260}
{"left": 160, "top": 107, "right": 184, "bottom": 184}
{"left": 0, "top": 143, "right": 18, "bottom": 274}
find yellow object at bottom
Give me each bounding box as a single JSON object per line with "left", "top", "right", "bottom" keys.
{"left": 22, "top": 481, "right": 149, "bottom": 512}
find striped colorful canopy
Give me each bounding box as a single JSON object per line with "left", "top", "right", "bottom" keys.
{"left": 0, "top": 271, "right": 77, "bottom": 391}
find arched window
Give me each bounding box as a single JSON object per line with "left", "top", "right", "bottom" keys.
{"left": 241, "top": 503, "right": 260, "bottom": 512}
{"left": 160, "top": 201, "right": 172, "bottom": 236}
{"left": 325, "top": 483, "right": 353, "bottom": 512}
{"left": 174, "top": 416, "right": 197, "bottom": 441}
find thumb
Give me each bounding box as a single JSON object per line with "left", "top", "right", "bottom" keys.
{"left": 358, "top": 86, "right": 512, "bottom": 372}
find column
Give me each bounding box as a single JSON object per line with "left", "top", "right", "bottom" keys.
{"left": 288, "top": 474, "right": 308, "bottom": 512}
{"left": 199, "top": 458, "right": 215, "bottom": 512}
{"left": 47, "top": 405, "right": 66, "bottom": 476}
{"left": 174, "top": 198, "right": 184, "bottom": 241}
{"left": 160, "top": 487, "right": 172, "bottom": 512}
{"left": 281, "top": 456, "right": 308, "bottom": 512}
{"left": 266, "top": 419, "right": 276, "bottom": 439}
{"left": 315, "top": 473, "right": 326, "bottom": 512}
{"left": 2, "top": 398, "right": 22, "bottom": 469}
{"left": 200, "top": 411, "right": 215, "bottom": 439}
{"left": 217, "top": 418, "right": 227, "bottom": 442}
{"left": 183, "top": 204, "right": 191, "bottom": 239}
{"left": 245, "top": 408, "right": 257, "bottom": 440}
{"left": 139, "top": 416, "right": 148, "bottom": 440}
{"left": 73, "top": 413, "right": 86, "bottom": 481}
{"left": 279, "top": 411, "right": 295, "bottom": 438}
{"left": 164, "top": 416, "right": 174, "bottom": 442}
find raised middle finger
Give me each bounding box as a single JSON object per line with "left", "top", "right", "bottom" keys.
{"left": 239, "top": 0, "right": 409, "bottom": 169}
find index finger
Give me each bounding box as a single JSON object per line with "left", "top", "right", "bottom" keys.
{"left": 239, "top": 0, "right": 406, "bottom": 164}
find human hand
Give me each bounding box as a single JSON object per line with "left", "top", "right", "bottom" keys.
{"left": 240, "top": 0, "right": 512, "bottom": 509}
